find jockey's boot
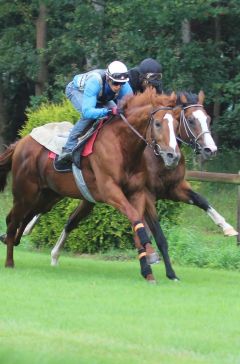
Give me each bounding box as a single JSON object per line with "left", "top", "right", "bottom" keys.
{"left": 57, "top": 147, "right": 73, "bottom": 163}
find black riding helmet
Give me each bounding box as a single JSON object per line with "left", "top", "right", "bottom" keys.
{"left": 138, "top": 58, "right": 163, "bottom": 93}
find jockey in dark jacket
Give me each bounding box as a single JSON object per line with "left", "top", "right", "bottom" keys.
{"left": 129, "top": 58, "right": 163, "bottom": 94}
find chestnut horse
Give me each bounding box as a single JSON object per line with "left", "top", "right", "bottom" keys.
{"left": 43, "top": 91, "right": 233, "bottom": 280}
{"left": 25, "top": 92, "right": 229, "bottom": 281}
{"left": 0, "top": 89, "right": 181, "bottom": 282}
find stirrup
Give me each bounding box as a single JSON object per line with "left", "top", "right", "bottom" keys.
{"left": 76, "top": 127, "right": 95, "bottom": 147}
{"left": 58, "top": 150, "right": 72, "bottom": 163}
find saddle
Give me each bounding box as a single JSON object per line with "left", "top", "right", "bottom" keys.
{"left": 54, "top": 119, "right": 105, "bottom": 172}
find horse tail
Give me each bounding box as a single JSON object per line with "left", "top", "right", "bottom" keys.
{"left": 0, "top": 142, "right": 17, "bottom": 192}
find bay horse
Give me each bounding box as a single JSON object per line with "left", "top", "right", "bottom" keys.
{"left": 140, "top": 91, "right": 235, "bottom": 280}
{"left": 0, "top": 89, "right": 181, "bottom": 282}
{"left": 42, "top": 91, "right": 234, "bottom": 279}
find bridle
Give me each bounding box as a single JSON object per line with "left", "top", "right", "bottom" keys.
{"left": 177, "top": 104, "right": 211, "bottom": 153}
{"left": 119, "top": 106, "right": 174, "bottom": 157}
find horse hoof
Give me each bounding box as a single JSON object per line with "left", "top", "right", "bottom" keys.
{"left": 5, "top": 261, "right": 14, "bottom": 268}
{"left": 145, "top": 274, "right": 157, "bottom": 284}
{"left": 0, "top": 234, "right": 7, "bottom": 244}
{"left": 51, "top": 258, "right": 59, "bottom": 266}
{"left": 146, "top": 252, "right": 160, "bottom": 265}
{"left": 168, "top": 277, "right": 180, "bottom": 281}
{"left": 148, "top": 279, "right": 157, "bottom": 284}
{"left": 167, "top": 274, "right": 180, "bottom": 281}
{"left": 224, "top": 227, "right": 238, "bottom": 237}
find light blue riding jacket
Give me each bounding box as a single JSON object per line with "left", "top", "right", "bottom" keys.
{"left": 72, "top": 70, "right": 133, "bottom": 120}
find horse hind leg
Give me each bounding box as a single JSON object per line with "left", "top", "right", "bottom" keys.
{"left": 7, "top": 191, "right": 61, "bottom": 254}
{"left": 0, "top": 210, "right": 12, "bottom": 245}
{"left": 207, "top": 207, "right": 238, "bottom": 236}
{"left": 51, "top": 200, "right": 94, "bottom": 266}
{"left": 0, "top": 207, "right": 32, "bottom": 246}
{"left": 0, "top": 210, "right": 12, "bottom": 244}
{"left": 51, "top": 229, "right": 69, "bottom": 266}
{"left": 22, "top": 214, "right": 41, "bottom": 236}
{"left": 168, "top": 180, "right": 238, "bottom": 237}
{"left": 13, "top": 211, "right": 41, "bottom": 246}
{"left": 4, "top": 203, "right": 24, "bottom": 267}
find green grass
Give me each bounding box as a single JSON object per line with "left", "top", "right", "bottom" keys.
{"left": 164, "top": 182, "right": 240, "bottom": 271}
{"left": 0, "top": 245, "right": 240, "bottom": 364}
{"left": 0, "top": 164, "right": 240, "bottom": 363}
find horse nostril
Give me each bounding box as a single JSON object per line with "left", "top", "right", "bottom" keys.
{"left": 203, "top": 148, "right": 213, "bottom": 156}
{"left": 167, "top": 153, "right": 174, "bottom": 159}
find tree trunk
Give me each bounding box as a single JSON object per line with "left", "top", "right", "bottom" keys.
{"left": 35, "top": 3, "right": 48, "bottom": 96}
{"left": 85, "top": 1, "right": 105, "bottom": 69}
{"left": 212, "top": 16, "right": 221, "bottom": 145}
{"left": 181, "top": 18, "right": 191, "bottom": 44}
{"left": 0, "top": 80, "right": 7, "bottom": 151}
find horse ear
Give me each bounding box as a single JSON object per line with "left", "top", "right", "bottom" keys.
{"left": 170, "top": 91, "right": 177, "bottom": 103}
{"left": 198, "top": 90, "right": 205, "bottom": 104}
{"left": 180, "top": 92, "right": 187, "bottom": 104}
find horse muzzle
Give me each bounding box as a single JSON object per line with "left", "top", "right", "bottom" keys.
{"left": 159, "top": 150, "right": 181, "bottom": 169}
{"left": 200, "top": 146, "right": 218, "bottom": 160}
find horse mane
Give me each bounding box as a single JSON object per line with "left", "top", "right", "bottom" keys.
{"left": 176, "top": 91, "right": 205, "bottom": 106}
{"left": 121, "top": 87, "right": 176, "bottom": 113}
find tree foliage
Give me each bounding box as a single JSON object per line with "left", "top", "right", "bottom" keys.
{"left": 0, "top": 0, "right": 239, "bottom": 148}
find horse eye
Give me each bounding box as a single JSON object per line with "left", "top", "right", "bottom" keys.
{"left": 155, "top": 120, "right": 161, "bottom": 128}
{"left": 188, "top": 117, "right": 195, "bottom": 126}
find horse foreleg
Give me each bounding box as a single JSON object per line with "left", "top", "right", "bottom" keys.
{"left": 144, "top": 210, "right": 179, "bottom": 280}
{"left": 128, "top": 190, "right": 159, "bottom": 263}
{"left": 114, "top": 191, "right": 158, "bottom": 283}
{"left": 51, "top": 200, "right": 94, "bottom": 266}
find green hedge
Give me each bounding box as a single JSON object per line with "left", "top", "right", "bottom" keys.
{"left": 21, "top": 100, "right": 181, "bottom": 253}
{"left": 20, "top": 99, "right": 79, "bottom": 137}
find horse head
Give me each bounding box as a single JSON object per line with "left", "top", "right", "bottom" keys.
{"left": 176, "top": 91, "right": 217, "bottom": 160}
{"left": 149, "top": 91, "right": 181, "bottom": 168}
{"left": 122, "top": 88, "right": 181, "bottom": 169}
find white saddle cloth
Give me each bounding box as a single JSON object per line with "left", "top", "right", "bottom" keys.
{"left": 30, "top": 121, "right": 73, "bottom": 155}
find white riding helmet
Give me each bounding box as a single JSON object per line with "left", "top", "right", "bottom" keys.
{"left": 106, "top": 61, "right": 129, "bottom": 83}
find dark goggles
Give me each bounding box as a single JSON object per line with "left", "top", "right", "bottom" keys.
{"left": 110, "top": 72, "right": 129, "bottom": 81}
{"left": 111, "top": 80, "right": 126, "bottom": 86}
{"left": 144, "top": 72, "right": 162, "bottom": 81}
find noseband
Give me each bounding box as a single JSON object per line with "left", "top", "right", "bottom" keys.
{"left": 177, "top": 104, "right": 211, "bottom": 153}
{"left": 119, "top": 106, "right": 174, "bottom": 157}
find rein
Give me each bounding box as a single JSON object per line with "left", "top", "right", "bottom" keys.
{"left": 177, "top": 104, "right": 210, "bottom": 152}
{"left": 119, "top": 106, "right": 173, "bottom": 156}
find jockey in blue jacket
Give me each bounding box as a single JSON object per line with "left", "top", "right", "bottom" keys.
{"left": 58, "top": 60, "right": 133, "bottom": 163}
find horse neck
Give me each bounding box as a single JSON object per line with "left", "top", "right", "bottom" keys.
{"left": 144, "top": 146, "right": 185, "bottom": 197}
{"left": 120, "top": 106, "right": 151, "bottom": 159}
